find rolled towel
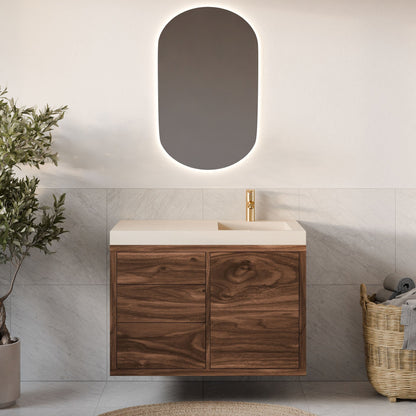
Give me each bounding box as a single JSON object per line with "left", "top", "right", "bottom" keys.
{"left": 375, "top": 288, "right": 396, "bottom": 303}
{"left": 384, "top": 288, "right": 416, "bottom": 306}
{"left": 383, "top": 273, "right": 415, "bottom": 294}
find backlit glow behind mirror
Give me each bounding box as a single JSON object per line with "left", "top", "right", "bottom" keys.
{"left": 158, "top": 7, "right": 258, "bottom": 170}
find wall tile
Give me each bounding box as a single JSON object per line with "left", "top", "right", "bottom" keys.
{"left": 396, "top": 190, "right": 416, "bottom": 278}
{"left": 256, "top": 189, "right": 299, "bottom": 220}
{"left": 305, "top": 285, "right": 368, "bottom": 381}
{"left": 0, "top": 266, "right": 11, "bottom": 336}
{"left": 107, "top": 189, "right": 203, "bottom": 230}
{"left": 3, "top": 187, "right": 404, "bottom": 383}
{"left": 202, "top": 189, "right": 245, "bottom": 220}
{"left": 0, "top": 262, "right": 11, "bottom": 286}
{"left": 202, "top": 189, "right": 299, "bottom": 221}
{"left": 300, "top": 189, "right": 395, "bottom": 285}
{"left": 12, "top": 285, "right": 106, "bottom": 380}
{"left": 0, "top": 283, "right": 11, "bottom": 335}
{"left": 17, "top": 189, "right": 107, "bottom": 285}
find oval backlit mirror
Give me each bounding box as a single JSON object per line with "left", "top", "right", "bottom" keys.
{"left": 158, "top": 7, "right": 258, "bottom": 170}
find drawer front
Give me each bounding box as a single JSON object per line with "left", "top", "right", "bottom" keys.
{"left": 211, "top": 311, "right": 299, "bottom": 369}
{"left": 117, "top": 285, "right": 206, "bottom": 322}
{"left": 210, "top": 251, "right": 299, "bottom": 312}
{"left": 210, "top": 251, "right": 300, "bottom": 369}
{"left": 116, "top": 323, "right": 205, "bottom": 369}
{"left": 116, "top": 252, "right": 205, "bottom": 284}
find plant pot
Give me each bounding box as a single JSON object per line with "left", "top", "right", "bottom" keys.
{"left": 0, "top": 338, "right": 20, "bottom": 408}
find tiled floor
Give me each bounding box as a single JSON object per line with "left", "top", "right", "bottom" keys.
{"left": 2, "top": 381, "right": 416, "bottom": 415}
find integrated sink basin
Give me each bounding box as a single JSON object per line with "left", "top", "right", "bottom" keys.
{"left": 110, "top": 220, "right": 306, "bottom": 245}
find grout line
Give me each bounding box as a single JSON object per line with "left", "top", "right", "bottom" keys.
{"left": 201, "top": 189, "right": 205, "bottom": 219}
{"left": 105, "top": 188, "right": 109, "bottom": 381}
{"left": 394, "top": 189, "right": 397, "bottom": 272}
{"left": 36, "top": 187, "right": 415, "bottom": 190}
{"left": 8, "top": 282, "right": 377, "bottom": 287}
{"left": 19, "top": 379, "right": 370, "bottom": 383}
{"left": 9, "top": 264, "right": 12, "bottom": 339}
{"left": 306, "top": 283, "right": 378, "bottom": 287}
{"left": 299, "top": 381, "right": 310, "bottom": 413}
{"left": 12, "top": 283, "right": 108, "bottom": 286}
{"left": 93, "top": 380, "right": 107, "bottom": 415}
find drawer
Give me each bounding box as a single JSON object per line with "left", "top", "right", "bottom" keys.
{"left": 116, "top": 323, "right": 205, "bottom": 369}
{"left": 211, "top": 311, "right": 299, "bottom": 369}
{"left": 116, "top": 252, "right": 205, "bottom": 284}
{"left": 117, "top": 285, "right": 205, "bottom": 322}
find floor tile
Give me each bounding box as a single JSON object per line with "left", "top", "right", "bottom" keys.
{"left": 5, "top": 408, "right": 96, "bottom": 416}
{"left": 302, "top": 381, "right": 416, "bottom": 415}
{"left": 96, "top": 381, "right": 203, "bottom": 413}
{"left": 3, "top": 381, "right": 415, "bottom": 415}
{"left": 203, "top": 381, "right": 309, "bottom": 411}
{"left": 4, "top": 381, "right": 105, "bottom": 416}
{"left": 11, "top": 381, "right": 104, "bottom": 409}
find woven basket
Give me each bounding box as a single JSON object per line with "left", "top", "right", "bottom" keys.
{"left": 360, "top": 283, "right": 416, "bottom": 402}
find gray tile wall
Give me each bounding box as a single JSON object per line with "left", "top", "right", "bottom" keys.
{"left": 4, "top": 188, "right": 412, "bottom": 381}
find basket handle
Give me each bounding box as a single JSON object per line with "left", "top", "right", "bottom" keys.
{"left": 360, "top": 283, "right": 368, "bottom": 311}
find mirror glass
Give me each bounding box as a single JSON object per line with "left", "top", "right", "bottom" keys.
{"left": 158, "top": 7, "right": 258, "bottom": 170}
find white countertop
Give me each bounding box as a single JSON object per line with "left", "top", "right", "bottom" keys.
{"left": 110, "top": 220, "right": 306, "bottom": 245}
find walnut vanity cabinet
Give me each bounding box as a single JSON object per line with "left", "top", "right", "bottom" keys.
{"left": 110, "top": 246, "right": 306, "bottom": 376}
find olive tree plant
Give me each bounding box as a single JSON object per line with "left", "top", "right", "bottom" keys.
{"left": 0, "top": 87, "right": 68, "bottom": 345}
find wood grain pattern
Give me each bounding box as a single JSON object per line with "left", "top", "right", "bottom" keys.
{"left": 211, "top": 312, "right": 299, "bottom": 368}
{"left": 116, "top": 323, "right": 205, "bottom": 369}
{"left": 299, "top": 251, "right": 306, "bottom": 371}
{"left": 110, "top": 250, "right": 117, "bottom": 371}
{"left": 210, "top": 251, "right": 300, "bottom": 369}
{"left": 117, "top": 285, "right": 205, "bottom": 322}
{"left": 205, "top": 251, "right": 211, "bottom": 370}
{"left": 110, "top": 245, "right": 306, "bottom": 375}
{"left": 116, "top": 252, "right": 205, "bottom": 284}
{"left": 210, "top": 252, "right": 299, "bottom": 312}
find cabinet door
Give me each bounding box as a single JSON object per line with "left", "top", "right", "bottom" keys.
{"left": 210, "top": 251, "right": 300, "bottom": 369}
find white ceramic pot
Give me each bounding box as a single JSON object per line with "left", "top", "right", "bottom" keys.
{"left": 0, "top": 339, "right": 20, "bottom": 408}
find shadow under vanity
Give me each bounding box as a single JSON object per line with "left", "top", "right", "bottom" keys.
{"left": 109, "top": 220, "right": 306, "bottom": 376}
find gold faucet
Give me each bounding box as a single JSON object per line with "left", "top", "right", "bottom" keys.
{"left": 246, "top": 189, "right": 255, "bottom": 222}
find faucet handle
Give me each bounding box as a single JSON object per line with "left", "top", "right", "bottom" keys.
{"left": 246, "top": 189, "right": 255, "bottom": 202}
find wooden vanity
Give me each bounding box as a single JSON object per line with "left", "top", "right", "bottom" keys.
{"left": 110, "top": 243, "right": 306, "bottom": 376}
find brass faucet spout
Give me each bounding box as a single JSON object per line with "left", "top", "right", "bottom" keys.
{"left": 246, "top": 189, "right": 255, "bottom": 222}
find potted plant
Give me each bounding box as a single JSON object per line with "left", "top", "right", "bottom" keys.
{"left": 0, "top": 87, "right": 67, "bottom": 408}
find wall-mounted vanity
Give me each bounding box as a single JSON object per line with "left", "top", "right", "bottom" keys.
{"left": 110, "top": 220, "right": 306, "bottom": 376}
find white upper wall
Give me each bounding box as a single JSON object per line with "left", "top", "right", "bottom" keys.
{"left": 1, "top": 0, "right": 416, "bottom": 188}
